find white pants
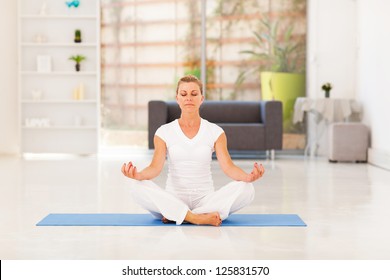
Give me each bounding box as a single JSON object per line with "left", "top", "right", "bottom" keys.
{"left": 129, "top": 180, "right": 255, "bottom": 225}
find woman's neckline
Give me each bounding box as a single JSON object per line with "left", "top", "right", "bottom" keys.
{"left": 176, "top": 118, "right": 203, "bottom": 140}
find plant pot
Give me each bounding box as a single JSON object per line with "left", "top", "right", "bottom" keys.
{"left": 324, "top": 90, "right": 330, "bottom": 98}
{"left": 75, "top": 63, "right": 80, "bottom": 71}
{"left": 261, "top": 71, "right": 306, "bottom": 132}
{"left": 74, "top": 29, "right": 82, "bottom": 43}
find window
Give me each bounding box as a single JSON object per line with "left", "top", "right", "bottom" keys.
{"left": 101, "top": 0, "right": 307, "bottom": 149}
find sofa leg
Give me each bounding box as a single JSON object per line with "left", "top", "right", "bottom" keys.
{"left": 270, "top": 149, "right": 275, "bottom": 160}
{"left": 266, "top": 150, "right": 275, "bottom": 160}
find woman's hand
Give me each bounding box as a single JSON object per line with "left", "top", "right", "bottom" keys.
{"left": 121, "top": 161, "right": 142, "bottom": 180}
{"left": 215, "top": 133, "right": 266, "bottom": 182}
{"left": 121, "top": 135, "right": 167, "bottom": 181}
{"left": 244, "top": 162, "right": 265, "bottom": 182}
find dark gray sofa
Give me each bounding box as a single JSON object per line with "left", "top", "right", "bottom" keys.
{"left": 148, "top": 100, "right": 282, "bottom": 155}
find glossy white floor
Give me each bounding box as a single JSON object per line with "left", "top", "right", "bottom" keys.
{"left": 1, "top": 151, "right": 390, "bottom": 260}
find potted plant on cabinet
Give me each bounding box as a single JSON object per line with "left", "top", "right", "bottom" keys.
{"left": 74, "top": 29, "right": 82, "bottom": 43}
{"left": 69, "top": 55, "right": 86, "bottom": 71}
{"left": 237, "top": 19, "right": 306, "bottom": 132}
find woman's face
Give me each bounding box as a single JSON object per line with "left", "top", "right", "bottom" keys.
{"left": 176, "top": 82, "right": 204, "bottom": 113}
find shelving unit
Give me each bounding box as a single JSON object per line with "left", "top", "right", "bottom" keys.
{"left": 18, "top": 0, "right": 100, "bottom": 154}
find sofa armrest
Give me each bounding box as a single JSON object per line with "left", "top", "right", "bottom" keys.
{"left": 260, "top": 101, "right": 283, "bottom": 150}
{"left": 148, "top": 101, "right": 168, "bottom": 149}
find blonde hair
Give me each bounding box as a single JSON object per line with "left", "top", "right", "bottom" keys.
{"left": 176, "top": 75, "right": 203, "bottom": 95}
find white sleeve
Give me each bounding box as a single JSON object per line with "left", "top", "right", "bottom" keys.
{"left": 155, "top": 125, "right": 167, "bottom": 142}
{"left": 211, "top": 123, "right": 224, "bottom": 143}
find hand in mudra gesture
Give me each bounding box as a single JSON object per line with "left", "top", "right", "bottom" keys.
{"left": 244, "top": 162, "right": 265, "bottom": 182}
{"left": 121, "top": 162, "right": 142, "bottom": 180}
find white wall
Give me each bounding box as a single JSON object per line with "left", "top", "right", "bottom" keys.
{"left": 308, "top": 0, "right": 357, "bottom": 100}
{"left": 357, "top": 0, "right": 390, "bottom": 169}
{"left": 307, "top": 0, "right": 357, "bottom": 155}
{"left": 0, "top": 0, "right": 18, "bottom": 155}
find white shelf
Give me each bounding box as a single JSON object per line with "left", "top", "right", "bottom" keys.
{"left": 21, "top": 43, "right": 97, "bottom": 47}
{"left": 21, "top": 15, "right": 97, "bottom": 20}
{"left": 19, "top": 0, "right": 100, "bottom": 154}
{"left": 21, "top": 71, "right": 97, "bottom": 76}
{"left": 22, "top": 126, "right": 97, "bottom": 130}
{"left": 21, "top": 100, "right": 97, "bottom": 104}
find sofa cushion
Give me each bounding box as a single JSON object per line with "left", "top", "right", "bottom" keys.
{"left": 201, "top": 101, "right": 261, "bottom": 123}
{"left": 167, "top": 103, "right": 181, "bottom": 122}
{"left": 218, "top": 123, "right": 265, "bottom": 150}
{"left": 167, "top": 101, "right": 262, "bottom": 123}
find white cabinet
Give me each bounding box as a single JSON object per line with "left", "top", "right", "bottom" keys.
{"left": 18, "top": 0, "right": 100, "bottom": 154}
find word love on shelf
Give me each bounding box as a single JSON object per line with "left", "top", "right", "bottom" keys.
{"left": 25, "top": 118, "right": 51, "bottom": 128}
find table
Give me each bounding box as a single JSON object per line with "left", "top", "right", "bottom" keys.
{"left": 293, "top": 97, "right": 362, "bottom": 124}
{"left": 293, "top": 97, "right": 362, "bottom": 156}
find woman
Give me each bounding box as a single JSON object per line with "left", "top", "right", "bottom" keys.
{"left": 121, "top": 75, "right": 265, "bottom": 226}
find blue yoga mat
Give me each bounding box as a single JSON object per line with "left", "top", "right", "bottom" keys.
{"left": 36, "top": 213, "right": 306, "bottom": 227}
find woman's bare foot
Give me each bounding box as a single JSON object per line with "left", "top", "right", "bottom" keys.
{"left": 161, "top": 217, "right": 175, "bottom": 224}
{"left": 185, "top": 211, "right": 222, "bottom": 226}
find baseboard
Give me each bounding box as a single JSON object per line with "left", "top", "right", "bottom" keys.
{"left": 214, "top": 149, "right": 305, "bottom": 160}
{"left": 368, "top": 148, "right": 390, "bottom": 171}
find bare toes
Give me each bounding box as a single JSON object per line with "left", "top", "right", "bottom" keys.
{"left": 162, "top": 217, "right": 174, "bottom": 224}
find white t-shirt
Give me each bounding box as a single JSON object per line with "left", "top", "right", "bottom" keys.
{"left": 155, "top": 118, "right": 224, "bottom": 195}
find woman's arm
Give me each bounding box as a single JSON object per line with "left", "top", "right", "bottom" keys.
{"left": 121, "top": 135, "right": 167, "bottom": 180}
{"left": 215, "top": 133, "right": 264, "bottom": 182}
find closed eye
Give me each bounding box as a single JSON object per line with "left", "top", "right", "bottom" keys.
{"left": 180, "top": 90, "right": 199, "bottom": 96}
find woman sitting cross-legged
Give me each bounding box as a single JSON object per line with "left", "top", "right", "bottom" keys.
{"left": 121, "top": 75, "right": 265, "bottom": 226}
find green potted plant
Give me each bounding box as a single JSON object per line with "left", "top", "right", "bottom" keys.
{"left": 74, "top": 29, "right": 82, "bottom": 43}
{"left": 322, "top": 82, "right": 332, "bottom": 98}
{"left": 237, "top": 19, "right": 306, "bottom": 132}
{"left": 69, "top": 55, "right": 86, "bottom": 71}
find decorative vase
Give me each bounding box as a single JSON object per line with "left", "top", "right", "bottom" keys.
{"left": 75, "top": 63, "right": 80, "bottom": 71}
{"left": 325, "top": 90, "right": 330, "bottom": 98}
{"left": 261, "top": 71, "right": 306, "bottom": 133}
